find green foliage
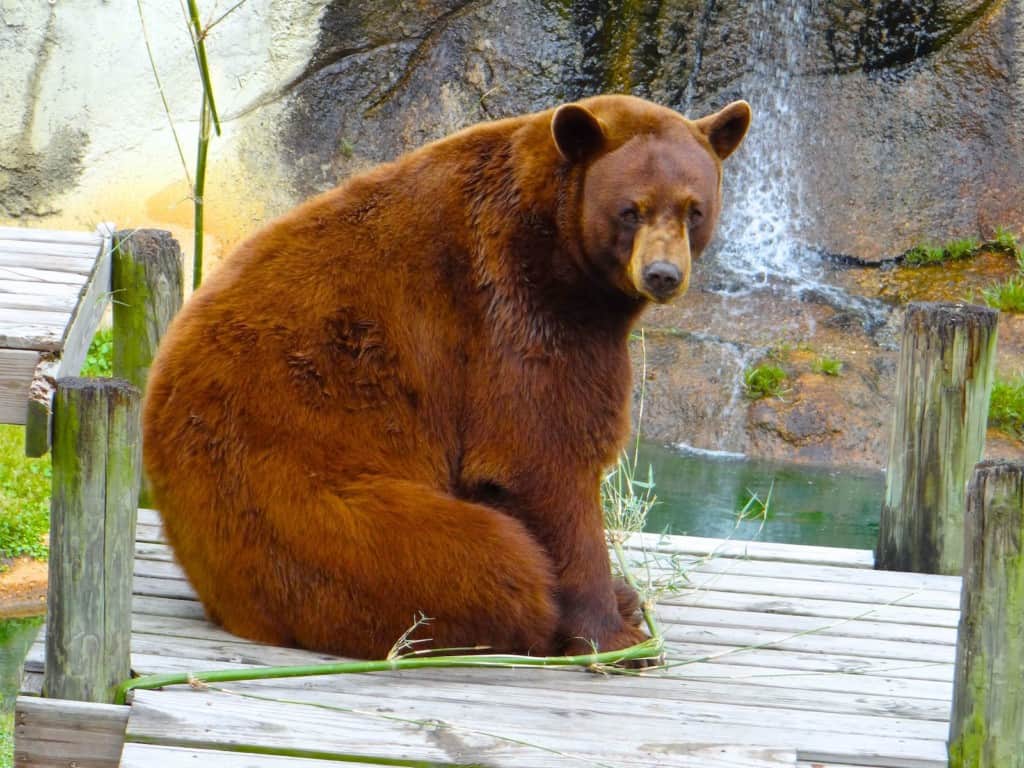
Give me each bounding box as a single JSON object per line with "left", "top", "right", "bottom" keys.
{"left": 991, "top": 225, "right": 1021, "bottom": 258}
{"left": 80, "top": 328, "right": 113, "bottom": 378}
{"left": 0, "top": 426, "right": 50, "bottom": 562}
{"left": 743, "top": 364, "right": 788, "bottom": 400}
{"left": 988, "top": 375, "right": 1024, "bottom": 438}
{"left": 904, "top": 243, "right": 949, "bottom": 266}
{"left": 980, "top": 276, "right": 1024, "bottom": 313}
{"left": 812, "top": 356, "right": 843, "bottom": 376}
{"left": 904, "top": 238, "right": 981, "bottom": 266}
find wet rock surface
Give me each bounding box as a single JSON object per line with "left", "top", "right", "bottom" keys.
{"left": 634, "top": 250, "right": 1024, "bottom": 470}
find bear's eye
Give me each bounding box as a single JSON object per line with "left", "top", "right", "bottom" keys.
{"left": 619, "top": 207, "right": 641, "bottom": 227}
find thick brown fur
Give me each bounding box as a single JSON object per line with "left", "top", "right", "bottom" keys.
{"left": 143, "top": 95, "right": 750, "bottom": 660}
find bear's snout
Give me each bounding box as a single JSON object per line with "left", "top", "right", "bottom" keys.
{"left": 641, "top": 260, "right": 682, "bottom": 300}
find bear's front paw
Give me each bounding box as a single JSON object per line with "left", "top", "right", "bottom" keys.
{"left": 613, "top": 578, "right": 643, "bottom": 627}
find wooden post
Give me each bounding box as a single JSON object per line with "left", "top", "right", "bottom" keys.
{"left": 111, "top": 229, "right": 183, "bottom": 506}
{"left": 44, "top": 377, "right": 141, "bottom": 704}
{"left": 949, "top": 460, "right": 1024, "bottom": 767}
{"left": 876, "top": 302, "right": 998, "bottom": 574}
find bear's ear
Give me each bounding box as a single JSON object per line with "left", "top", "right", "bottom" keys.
{"left": 693, "top": 100, "right": 752, "bottom": 161}
{"left": 551, "top": 104, "right": 607, "bottom": 164}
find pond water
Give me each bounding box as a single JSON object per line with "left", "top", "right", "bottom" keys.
{"left": 634, "top": 441, "right": 885, "bottom": 551}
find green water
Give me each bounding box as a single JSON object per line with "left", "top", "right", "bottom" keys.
{"left": 635, "top": 441, "right": 885, "bottom": 550}
{"left": 0, "top": 617, "right": 42, "bottom": 768}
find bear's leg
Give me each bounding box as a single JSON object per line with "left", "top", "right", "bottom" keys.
{"left": 206, "top": 476, "right": 561, "bottom": 659}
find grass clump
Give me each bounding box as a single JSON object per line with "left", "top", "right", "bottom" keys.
{"left": 980, "top": 276, "right": 1024, "bottom": 313}
{"left": 991, "top": 225, "right": 1021, "bottom": 258}
{"left": 904, "top": 237, "right": 981, "bottom": 266}
{"left": 812, "top": 356, "right": 843, "bottom": 376}
{"left": 0, "top": 427, "right": 50, "bottom": 562}
{"left": 988, "top": 375, "right": 1024, "bottom": 438}
{"left": 743, "top": 364, "right": 788, "bottom": 400}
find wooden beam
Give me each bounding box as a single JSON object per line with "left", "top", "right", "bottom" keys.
{"left": 43, "top": 377, "right": 140, "bottom": 703}
{"left": 23, "top": 224, "right": 112, "bottom": 456}
{"left": 0, "top": 348, "right": 40, "bottom": 425}
{"left": 876, "top": 302, "right": 998, "bottom": 574}
{"left": 948, "top": 460, "right": 1024, "bottom": 766}
{"left": 14, "top": 695, "right": 127, "bottom": 768}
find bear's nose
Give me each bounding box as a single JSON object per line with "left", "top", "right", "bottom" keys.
{"left": 642, "top": 261, "right": 682, "bottom": 297}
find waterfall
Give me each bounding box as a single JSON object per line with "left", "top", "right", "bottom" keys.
{"left": 708, "top": 0, "right": 815, "bottom": 290}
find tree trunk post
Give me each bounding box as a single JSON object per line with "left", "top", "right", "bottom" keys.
{"left": 111, "top": 229, "right": 183, "bottom": 506}
{"left": 876, "top": 302, "right": 998, "bottom": 574}
{"left": 949, "top": 460, "right": 1024, "bottom": 767}
{"left": 43, "top": 377, "right": 141, "bottom": 704}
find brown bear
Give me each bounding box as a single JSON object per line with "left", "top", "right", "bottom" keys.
{"left": 143, "top": 94, "right": 751, "bottom": 661}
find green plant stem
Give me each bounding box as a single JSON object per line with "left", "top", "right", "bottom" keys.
{"left": 610, "top": 535, "right": 662, "bottom": 641}
{"left": 193, "top": 94, "right": 210, "bottom": 289}
{"left": 114, "top": 640, "right": 664, "bottom": 705}
{"left": 185, "top": 0, "right": 221, "bottom": 136}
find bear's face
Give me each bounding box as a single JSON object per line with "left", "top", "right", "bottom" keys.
{"left": 552, "top": 98, "right": 751, "bottom": 304}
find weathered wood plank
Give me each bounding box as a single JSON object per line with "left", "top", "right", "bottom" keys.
{"left": 14, "top": 695, "right": 127, "bottom": 768}
{"left": 23, "top": 227, "right": 111, "bottom": 455}
{"left": 0, "top": 348, "right": 39, "bottom": 425}
{"left": 0, "top": 225, "right": 102, "bottom": 245}
{"left": 44, "top": 378, "right": 141, "bottom": 703}
{"left": 663, "top": 588, "right": 959, "bottom": 628}
{"left": 126, "top": 684, "right": 942, "bottom": 767}
{"left": 663, "top": 623, "right": 954, "bottom": 664}
{"left": 0, "top": 322, "right": 63, "bottom": 351}
{"left": 0, "top": 249, "right": 97, "bottom": 274}
{"left": 0, "top": 292, "right": 77, "bottom": 313}
{"left": 0, "top": 308, "right": 71, "bottom": 327}
{"left": 0, "top": 279, "right": 84, "bottom": 298}
{"left": 121, "top": 744, "right": 404, "bottom": 768}
{"left": 0, "top": 265, "right": 89, "bottom": 285}
{"left": 624, "top": 531, "right": 873, "bottom": 568}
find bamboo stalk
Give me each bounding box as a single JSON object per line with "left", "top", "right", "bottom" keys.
{"left": 185, "top": 0, "right": 221, "bottom": 136}
{"left": 193, "top": 94, "right": 211, "bottom": 289}
{"left": 114, "top": 639, "right": 663, "bottom": 706}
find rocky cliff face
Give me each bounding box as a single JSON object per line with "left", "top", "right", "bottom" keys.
{"left": 271, "top": 0, "right": 1024, "bottom": 466}
{"left": 280, "top": 0, "right": 1024, "bottom": 261}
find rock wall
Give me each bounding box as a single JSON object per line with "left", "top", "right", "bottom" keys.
{"left": 2, "top": 0, "right": 1022, "bottom": 464}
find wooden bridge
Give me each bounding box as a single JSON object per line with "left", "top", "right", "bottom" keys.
{"left": 17, "top": 509, "right": 959, "bottom": 768}
{"left": 7, "top": 225, "right": 1021, "bottom": 767}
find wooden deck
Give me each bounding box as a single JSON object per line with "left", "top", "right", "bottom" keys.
{"left": 17, "top": 508, "right": 960, "bottom": 768}
{"left": 0, "top": 224, "right": 111, "bottom": 446}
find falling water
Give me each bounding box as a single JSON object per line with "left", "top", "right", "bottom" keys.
{"left": 702, "top": 0, "right": 890, "bottom": 333}
{"left": 711, "top": 0, "right": 813, "bottom": 288}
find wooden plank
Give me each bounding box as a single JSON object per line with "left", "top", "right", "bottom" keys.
{"left": 121, "top": 744, "right": 404, "bottom": 768}
{"left": 126, "top": 684, "right": 942, "bottom": 767}
{"left": 632, "top": 552, "right": 963, "bottom": 593}
{"left": 0, "top": 279, "right": 84, "bottom": 298}
{"left": 624, "top": 532, "right": 874, "bottom": 568}
{"left": 0, "top": 292, "right": 77, "bottom": 313}
{"left": 0, "top": 322, "right": 62, "bottom": 352}
{"left": 655, "top": 570, "right": 961, "bottom": 611}
{"left": 24, "top": 226, "right": 112, "bottom": 455}
{"left": 0, "top": 249, "right": 97, "bottom": 274}
{"left": 664, "top": 623, "right": 955, "bottom": 664}
{"left": 0, "top": 265, "right": 89, "bottom": 285}
{"left": 657, "top": 605, "right": 957, "bottom": 646}
{"left": 0, "top": 348, "right": 39, "bottom": 425}
{"left": 0, "top": 240, "right": 101, "bottom": 261}
{"left": 0, "top": 225, "right": 102, "bottom": 245}
{"left": 0, "top": 308, "right": 71, "bottom": 327}
{"left": 14, "top": 695, "right": 128, "bottom": 768}
{"left": 664, "top": 588, "right": 959, "bottom": 628}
